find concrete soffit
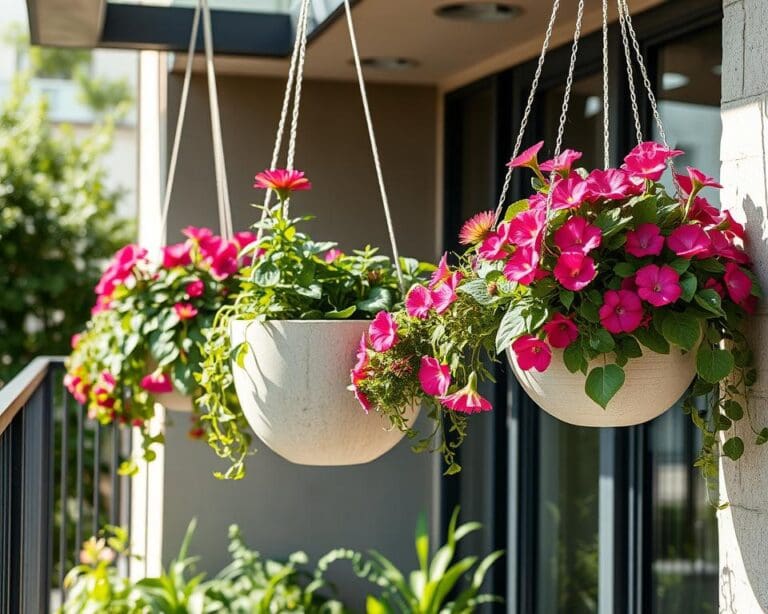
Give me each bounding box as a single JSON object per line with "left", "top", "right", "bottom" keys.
{"left": 27, "top": 0, "right": 106, "bottom": 48}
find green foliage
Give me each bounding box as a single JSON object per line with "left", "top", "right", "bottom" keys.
{"left": 197, "top": 200, "right": 432, "bottom": 479}
{"left": 0, "top": 78, "right": 131, "bottom": 385}
{"left": 317, "top": 507, "right": 504, "bottom": 613}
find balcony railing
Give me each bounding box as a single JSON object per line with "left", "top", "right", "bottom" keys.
{"left": 0, "top": 358, "right": 132, "bottom": 613}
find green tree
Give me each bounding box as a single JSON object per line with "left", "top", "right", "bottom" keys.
{"left": 0, "top": 78, "right": 133, "bottom": 384}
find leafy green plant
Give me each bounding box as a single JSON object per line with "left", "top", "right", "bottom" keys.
{"left": 317, "top": 507, "right": 504, "bottom": 613}
{"left": 197, "top": 170, "right": 433, "bottom": 479}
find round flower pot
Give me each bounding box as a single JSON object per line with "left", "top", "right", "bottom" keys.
{"left": 155, "top": 390, "right": 194, "bottom": 412}
{"left": 230, "top": 319, "right": 418, "bottom": 465}
{"left": 506, "top": 347, "right": 697, "bottom": 427}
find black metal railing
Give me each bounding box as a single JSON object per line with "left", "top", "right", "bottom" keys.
{"left": 0, "top": 358, "right": 132, "bottom": 613}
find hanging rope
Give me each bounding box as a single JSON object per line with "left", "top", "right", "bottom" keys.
{"left": 255, "top": 0, "right": 406, "bottom": 292}
{"left": 158, "top": 0, "right": 234, "bottom": 244}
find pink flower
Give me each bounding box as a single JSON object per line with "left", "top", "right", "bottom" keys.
{"left": 431, "top": 273, "right": 462, "bottom": 313}
{"left": 704, "top": 277, "right": 725, "bottom": 298}
{"left": 324, "top": 248, "right": 344, "bottom": 262}
{"left": 585, "top": 168, "right": 636, "bottom": 201}
{"left": 599, "top": 290, "right": 644, "bottom": 334}
{"left": 95, "top": 244, "right": 147, "bottom": 297}
{"left": 635, "top": 264, "right": 682, "bottom": 307}
{"left": 140, "top": 372, "right": 174, "bottom": 394}
{"left": 507, "top": 141, "right": 544, "bottom": 170}
{"left": 419, "top": 356, "right": 451, "bottom": 397}
{"left": 675, "top": 166, "right": 723, "bottom": 196}
{"left": 506, "top": 208, "right": 546, "bottom": 248}
{"left": 511, "top": 335, "right": 552, "bottom": 371}
{"left": 440, "top": 373, "right": 492, "bottom": 414}
{"left": 253, "top": 169, "right": 312, "bottom": 196}
{"left": 625, "top": 223, "right": 664, "bottom": 257}
{"left": 200, "top": 236, "right": 239, "bottom": 279}
{"left": 406, "top": 284, "right": 433, "bottom": 318}
{"left": 369, "top": 311, "right": 398, "bottom": 352}
{"left": 621, "top": 141, "right": 683, "bottom": 181}
{"left": 351, "top": 334, "right": 370, "bottom": 385}
{"left": 478, "top": 233, "right": 509, "bottom": 261}
{"left": 707, "top": 230, "right": 751, "bottom": 264}
{"left": 185, "top": 279, "right": 205, "bottom": 297}
{"left": 71, "top": 333, "right": 82, "bottom": 349}
{"left": 543, "top": 313, "right": 579, "bottom": 349}
{"left": 723, "top": 262, "right": 752, "bottom": 304}
{"left": 91, "top": 295, "right": 112, "bottom": 315}
{"left": 430, "top": 253, "right": 451, "bottom": 288}
{"left": 553, "top": 217, "right": 602, "bottom": 254}
{"left": 182, "top": 227, "right": 213, "bottom": 242}
{"left": 174, "top": 302, "right": 198, "bottom": 320}
{"left": 540, "top": 149, "right": 582, "bottom": 173}
{"left": 553, "top": 252, "right": 596, "bottom": 291}
{"left": 550, "top": 177, "right": 589, "bottom": 209}
{"left": 689, "top": 197, "right": 722, "bottom": 228}
{"left": 64, "top": 373, "right": 89, "bottom": 404}
{"left": 722, "top": 209, "right": 746, "bottom": 240}
{"left": 232, "top": 231, "right": 258, "bottom": 251}
{"left": 353, "top": 386, "right": 373, "bottom": 413}
{"left": 503, "top": 246, "right": 540, "bottom": 286}
{"left": 162, "top": 242, "right": 192, "bottom": 268}
{"left": 459, "top": 210, "right": 495, "bottom": 245}
{"left": 667, "top": 224, "right": 711, "bottom": 258}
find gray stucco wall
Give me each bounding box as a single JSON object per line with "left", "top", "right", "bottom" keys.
{"left": 156, "top": 73, "right": 441, "bottom": 608}
{"left": 719, "top": 0, "right": 768, "bottom": 610}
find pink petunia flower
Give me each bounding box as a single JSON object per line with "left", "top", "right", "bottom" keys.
{"left": 324, "top": 248, "right": 344, "bottom": 262}
{"left": 232, "top": 231, "right": 258, "bottom": 251}
{"left": 459, "top": 210, "right": 495, "bottom": 245}
{"left": 675, "top": 166, "right": 723, "bottom": 196}
{"left": 95, "top": 244, "right": 148, "bottom": 297}
{"left": 553, "top": 251, "right": 597, "bottom": 291}
{"left": 553, "top": 217, "right": 602, "bottom": 254}
{"left": 550, "top": 177, "right": 590, "bottom": 210}
{"left": 507, "top": 141, "right": 544, "bottom": 170}
{"left": 689, "top": 197, "right": 723, "bottom": 228}
{"left": 599, "top": 290, "right": 644, "bottom": 334}
{"left": 707, "top": 230, "right": 751, "bottom": 265}
{"left": 182, "top": 227, "right": 214, "bottom": 242}
{"left": 704, "top": 277, "right": 726, "bottom": 298}
{"left": 430, "top": 253, "right": 451, "bottom": 288}
{"left": 174, "top": 302, "right": 198, "bottom": 320}
{"left": 351, "top": 334, "right": 370, "bottom": 385}
{"left": 503, "top": 246, "right": 540, "bottom": 286}
{"left": 542, "top": 313, "right": 579, "bottom": 349}
{"left": 368, "top": 311, "right": 398, "bottom": 352}
{"left": 71, "top": 333, "right": 82, "bottom": 349}
{"left": 723, "top": 262, "right": 752, "bottom": 304}
{"left": 140, "top": 372, "right": 174, "bottom": 394}
{"left": 507, "top": 208, "right": 546, "bottom": 248}
{"left": 634, "top": 264, "right": 682, "bottom": 307}
{"left": 667, "top": 224, "right": 711, "bottom": 258}
{"left": 431, "top": 274, "right": 461, "bottom": 313}
{"left": 353, "top": 386, "right": 373, "bottom": 413}
{"left": 478, "top": 232, "right": 509, "bottom": 261}
{"left": 540, "top": 149, "right": 583, "bottom": 173}
{"left": 419, "top": 356, "right": 451, "bottom": 397}
{"left": 625, "top": 223, "right": 665, "bottom": 257}
{"left": 511, "top": 335, "right": 552, "bottom": 371}
{"left": 406, "top": 284, "right": 433, "bottom": 318}
{"left": 162, "top": 242, "right": 192, "bottom": 268}
{"left": 199, "top": 236, "right": 239, "bottom": 279}
{"left": 253, "top": 169, "right": 312, "bottom": 197}
{"left": 585, "top": 168, "right": 636, "bottom": 201}
{"left": 621, "top": 141, "right": 683, "bottom": 181}
{"left": 185, "top": 279, "right": 205, "bottom": 298}
{"left": 440, "top": 373, "right": 493, "bottom": 414}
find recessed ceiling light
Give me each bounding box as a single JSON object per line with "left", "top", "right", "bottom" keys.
{"left": 435, "top": 2, "right": 524, "bottom": 22}
{"left": 662, "top": 72, "right": 690, "bottom": 91}
{"left": 358, "top": 57, "right": 419, "bottom": 70}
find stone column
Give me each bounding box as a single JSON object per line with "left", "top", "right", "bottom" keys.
{"left": 719, "top": 1, "right": 768, "bottom": 610}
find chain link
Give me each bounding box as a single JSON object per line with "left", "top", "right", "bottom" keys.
{"left": 617, "top": 0, "right": 642, "bottom": 145}
{"left": 601, "top": 0, "right": 610, "bottom": 168}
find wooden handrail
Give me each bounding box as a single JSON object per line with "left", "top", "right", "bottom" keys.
{"left": 0, "top": 357, "right": 64, "bottom": 436}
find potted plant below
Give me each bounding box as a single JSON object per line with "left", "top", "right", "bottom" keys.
{"left": 197, "top": 169, "right": 434, "bottom": 478}
{"left": 65, "top": 228, "right": 247, "bottom": 470}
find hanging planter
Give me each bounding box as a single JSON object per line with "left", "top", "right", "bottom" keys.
{"left": 230, "top": 319, "right": 418, "bottom": 465}
{"left": 65, "top": 228, "right": 247, "bottom": 472}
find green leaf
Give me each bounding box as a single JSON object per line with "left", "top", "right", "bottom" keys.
{"left": 458, "top": 279, "right": 497, "bottom": 306}
{"left": 723, "top": 400, "right": 744, "bottom": 421}
{"left": 495, "top": 304, "right": 527, "bottom": 354}
{"left": 252, "top": 260, "right": 281, "bottom": 286}
{"left": 661, "top": 311, "right": 701, "bottom": 351}
{"left": 723, "top": 436, "right": 745, "bottom": 461}
{"left": 668, "top": 258, "right": 691, "bottom": 274}
{"left": 618, "top": 335, "right": 643, "bottom": 359}
{"left": 503, "top": 199, "right": 529, "bottom": 221}
{"left": 633, "top": 326, "right": 670, "bottom": 354}
{"left": 589, "top": 328, "right": 615, "bottom": 353}
{"left": 694, "top": 289, "right": 727, "bottom": 317}
{"left": 234, "top": 342, "right": 250, "bottom": 369}
{"left": 559, "top": 289, "right": 574, "bottom": 310}
{"left": 679, "top": 273, "right": 697, "bottom": 302}
{"left": 563, "top": 343, "right": 585, "bottom": 374}
{"left": 696, "top": 345, "right": 734, "bottom": 383}
{"left": 756, "top": 428, "right": 768, "bottom": 445}
{"left": 613, "top": 262, "right": 636, "bottom": 278}
{"left": 585, "top": 364, "right": 625, "bottom": 409}
{"left": 356, "top": 287, "right": 393, "bottom": 313}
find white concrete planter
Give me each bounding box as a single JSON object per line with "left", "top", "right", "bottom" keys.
{"left": 230, "top": 319, "right": 418, "bottom": 465}
{"left": 506, "top": 346, "right": 697, "bottom": 427}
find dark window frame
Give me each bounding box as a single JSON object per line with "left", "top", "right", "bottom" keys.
{"left": 441, "top": 2, "right": 723, "bottom": 612}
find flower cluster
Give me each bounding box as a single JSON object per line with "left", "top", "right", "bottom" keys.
{"left": 65, "top": 227, "right": 248, "bottom": 471}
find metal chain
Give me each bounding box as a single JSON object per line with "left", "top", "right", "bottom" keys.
{"left": 342, "top": 0, "right": 405, "bottom": 291}
{"left": 601, "top": 0, "right": 610, "bottom": 168}
{"left": 544, "top": 0, "right": 585, "bottom": 223}
{"left": 492, "top": 0, "right": 561, "bottom": 226}
{"left": 617, "top": 0, "right": 642, "bottom": 145}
